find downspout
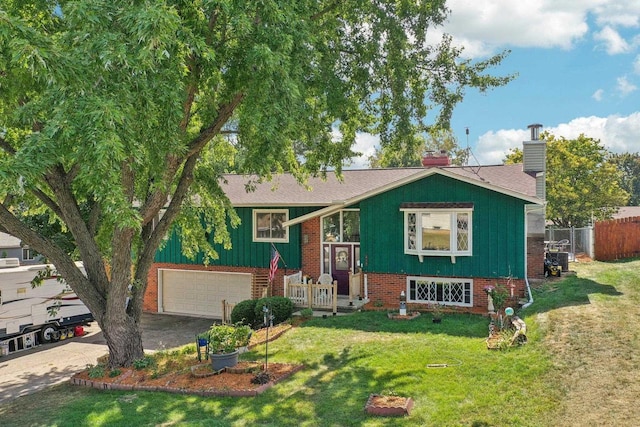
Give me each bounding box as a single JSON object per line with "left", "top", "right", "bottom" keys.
{"left": 522, "top": 204, "right": 546, "bottom": 309}
{"left": 522, "top": 277, "right": 534, "bottom": 309}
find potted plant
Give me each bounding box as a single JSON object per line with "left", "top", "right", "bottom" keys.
{"left": 207, "top": 323, "right": 252, "bottom": 371}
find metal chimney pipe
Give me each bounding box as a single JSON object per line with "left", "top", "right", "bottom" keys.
{"left": 527, "top": 123, "right": 543, "bottom": 141}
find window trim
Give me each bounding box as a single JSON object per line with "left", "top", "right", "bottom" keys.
{"left": 406, "top": 276, "right": 473, "bottom": 307}
{"left": 321, "top": 209, "right": 360, "bottom": 243}
{"left": 22, "top": 247, "right": 37, "bottom": 261}
{"left": 253, "top": 209, "right": 289, "bottom": 243}
{"left": 401, "top": 206, "right": 473, "bottom": 260}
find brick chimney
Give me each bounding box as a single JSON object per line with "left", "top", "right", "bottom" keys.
{"left": 422, "top": 150, "right": 450, "bottom": 167}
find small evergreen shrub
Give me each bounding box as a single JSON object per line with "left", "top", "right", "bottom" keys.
{"left": 253, "top": 296, "right": 294, "bottom": 325}
{"left": 300, "top": 308, "right": 314, "bottom": 318}
{"left": 231, "top": 299, "right": 259, "bottom": 326}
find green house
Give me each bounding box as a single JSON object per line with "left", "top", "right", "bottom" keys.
{"left": 147, "top": 135, "right": 547, "bottom": 318}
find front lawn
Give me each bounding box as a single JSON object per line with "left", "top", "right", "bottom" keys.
{"left": 0, "top": 313, "right": 558, "bottom": 426}
{"left": 3, "top": 258, "right": 639, "bottom": 426}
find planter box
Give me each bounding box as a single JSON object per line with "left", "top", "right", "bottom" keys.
{"left": 365, "top": 394, "right": 413, "bottom": 417}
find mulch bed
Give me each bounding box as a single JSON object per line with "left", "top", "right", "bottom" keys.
{"left": 70, "top": 322, "right": 301, "bottom": 397}
{"left": 71, "top": 362, "right": 303, "bottom": 397}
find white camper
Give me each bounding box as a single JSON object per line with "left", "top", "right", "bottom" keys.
{"left": 0, "top": 260, "right": 93, "bottom": 355}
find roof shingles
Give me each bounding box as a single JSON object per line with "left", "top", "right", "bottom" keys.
{"left": 221, "top": 164, "right": 537, "bottom": 207}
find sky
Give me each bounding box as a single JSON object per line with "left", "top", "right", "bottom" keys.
{"left": 349, "top": 0, "right": 640, "bottom": 168}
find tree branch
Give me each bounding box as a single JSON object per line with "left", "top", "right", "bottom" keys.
{"left": 311, "top": 2, "right": 340, "bottom": 21}
{"left": 185, "top": 92, "right": 245, "bottom": 158}
{"left": 0, "top": 202, "right": 106, "bottom": 314}
{"left": 138, "top": 92, "right": 245, "bottom": 227}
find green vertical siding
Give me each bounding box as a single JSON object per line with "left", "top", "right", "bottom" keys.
{"left": 155, "top": 206, "right": 320, "bottom": 269}
{"left": 358, "top": 174, "right": 529, "bottom": 278}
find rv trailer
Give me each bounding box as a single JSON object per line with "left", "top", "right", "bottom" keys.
{"left": 0, "top": 260, "right": 93, "bottom": 355}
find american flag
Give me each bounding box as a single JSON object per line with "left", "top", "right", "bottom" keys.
{"left": 268, "top": 245, "right": 280, "bottom": 283}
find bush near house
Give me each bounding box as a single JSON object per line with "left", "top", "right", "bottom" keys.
{"left": 253, "top": 296, "right": 294, "bottom": 326}
{"left": 230, "top": 299, "right": 259, "bottom": 327}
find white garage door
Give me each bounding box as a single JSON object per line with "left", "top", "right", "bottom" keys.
{"left": 160, "top": 269, "right": 252, "bottom": 318}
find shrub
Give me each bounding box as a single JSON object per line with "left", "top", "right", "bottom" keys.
{"left": 86, "top": 364, "right": 105, "bottom": 379}
{"left": 253, "top": 296, "right": 294, "bottom": 325}
{"left": 231, "top": 299, "right": 259, "bottom": 326}
{"left": 133, "top": 355, "right": 155, "bottom": 370}
{"left": 300, "top": 308, "right": 314, "bottom": 318}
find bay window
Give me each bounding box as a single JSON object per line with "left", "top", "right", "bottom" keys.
{"left": 401, "top": 203, "right": 472, "bottom": 259}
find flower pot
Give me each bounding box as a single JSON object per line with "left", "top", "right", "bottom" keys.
{"left": 210, "top": 350, "right": 240, "bottom": 371}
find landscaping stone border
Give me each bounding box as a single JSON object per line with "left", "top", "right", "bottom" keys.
{"left": 69, "top": 363, "right": 304, "bottom": 397}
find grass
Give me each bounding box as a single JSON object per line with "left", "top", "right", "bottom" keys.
{"left": 1, "top": 258, "right": 640, "bottom": 426}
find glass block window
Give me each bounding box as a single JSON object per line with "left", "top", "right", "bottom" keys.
{"left": 407, "top": 277, "right": 473, "bottom": 307}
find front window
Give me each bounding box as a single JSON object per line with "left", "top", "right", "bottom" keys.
{"left": 322, "top": 210, "right": 360, "bottom": 243}
{"left": 403, "top": 208, "right": 472, "bottom": 256}
{"left": 253, "top": 210, "right": 288, "bottom": 242}
{"left": 407, "top": 276, "right": 472, "bottom": 307}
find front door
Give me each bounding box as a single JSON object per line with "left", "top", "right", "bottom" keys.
{"left": 321, "top": 210, "right": 360, "bottom": 296}
{"left": 331, "top": 246, "right": 351, "bottom": 294}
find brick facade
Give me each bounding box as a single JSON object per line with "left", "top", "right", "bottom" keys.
{"left": 145, "top": 214, "right": 531, "bottom": 316}
{"left": 301, "top": 217, "right": 322, "bottom": 280}
{"left": 527, "top": 236, "right": 545, "bottom": 279}
{"left": 364, "top": 272, "right": 525, "bottom": 314}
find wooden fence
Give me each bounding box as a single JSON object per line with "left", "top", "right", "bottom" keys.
{"left": 595, "top": 216, "right": 640, "bottom": 261}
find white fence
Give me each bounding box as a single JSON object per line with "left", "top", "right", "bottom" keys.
{"left": 284, "top": 271, "right": 337, "bottom": 313}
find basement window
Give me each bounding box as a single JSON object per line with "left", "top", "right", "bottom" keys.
{"left": 407, "top": 276, "right": 473, "bottom": 307}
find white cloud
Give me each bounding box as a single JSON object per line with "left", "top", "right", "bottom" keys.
{"left": 437, "top": 1, "right": 640, "bottom": 58}
{"left": 474, "top": 113, "right": 640, "bottom": 165}
{"left": 474, "top": 128, "right": 529, "bottom": 165}
{"left": 592, "top": 88, "right": 604, "bottom": 101}
{"left": 616, "top": 76, "right": 638, "bottom": 96}
{"left": 634, "top": 55, "right": 640, "bottom": 74}
{"left": 441, "top": 0, "right": 592, "bottom": 56}
{"left": 346, "top": 133, "right": 379, "bottom": 169}
{"left": 592, "top": 2, "right": 640, "bottom": 28}
{"left": 594, "top": 26, "right": 631, "bottom": 54}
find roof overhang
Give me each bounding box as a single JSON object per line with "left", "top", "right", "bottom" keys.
{"left": 283, "top": 168, "right": 543, "bottom": 227}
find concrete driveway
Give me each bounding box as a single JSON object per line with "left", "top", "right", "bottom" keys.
{"left": 0, "top": 313, "right": 216, "bottom": 404}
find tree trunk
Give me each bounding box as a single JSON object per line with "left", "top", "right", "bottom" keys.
{"left": 100, "top": 313, "right": 145, "bottom": 368}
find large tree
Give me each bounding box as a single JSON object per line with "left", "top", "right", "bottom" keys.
{"left": 0, "top": 1, "right": 511, "bottom": 367}
{"left": 609, "top": 152, "right": 640, "bottom": 206}
{"left": 504, "top": 132, "right": 629, "bottom": 227}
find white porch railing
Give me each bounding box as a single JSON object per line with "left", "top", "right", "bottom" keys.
{"left": 349, "top": 270, "right": 362, "bottom": 303}
{"left": 284, "top": 271, "right": 337, "bottom": 313}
